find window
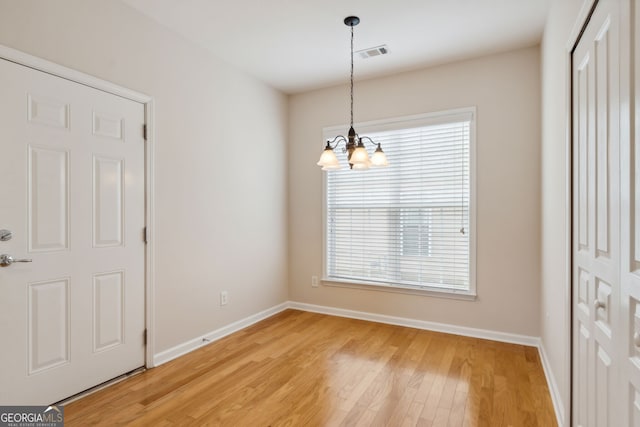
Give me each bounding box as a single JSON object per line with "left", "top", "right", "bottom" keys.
{"left": 323, "top": 109, "right": 476, "bottom": 297}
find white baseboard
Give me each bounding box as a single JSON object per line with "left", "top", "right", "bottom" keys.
{"left": 154, "top": 300, "right": 539, "bottom": 365}
{"left": 153, "top": 302, "right": 289, "bottom": 366}
{"left": 538, "top": 341, "right": 565, "bottom": 427}
{"left": 288, "top": 301, "right": 539, "bottom": 347}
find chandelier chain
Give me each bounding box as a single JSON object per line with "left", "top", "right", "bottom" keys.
{"left": 350, "top": 24, "right": 354, "bottom": 127}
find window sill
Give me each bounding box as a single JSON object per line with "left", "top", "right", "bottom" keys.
{"left": 321, "top": 278, "right": 477, "bottom": 301}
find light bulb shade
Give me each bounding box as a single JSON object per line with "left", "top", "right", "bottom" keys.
{"left": 370, "top": 145, "right": 389, "bottom": 167}
{"left": 317, "top": 147, "right": 340, "bottom": 168}
{"left": 350, "top": 145, "right": 370, "bottom": 165}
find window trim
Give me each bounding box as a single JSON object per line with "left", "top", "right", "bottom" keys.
{"left": 321, "top": 107, "right": 477, "bottom": 299}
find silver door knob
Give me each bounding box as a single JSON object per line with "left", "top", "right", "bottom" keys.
{"left": 593, "top": 299, "right": 606, "bottom": 310}
{"left": 0, "top": 254, "right": 32, "bottom": 267}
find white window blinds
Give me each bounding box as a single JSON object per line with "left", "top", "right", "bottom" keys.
{"left": 324, "top": 110, "right": 474, "bottom": 294}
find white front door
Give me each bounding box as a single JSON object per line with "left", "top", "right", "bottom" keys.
{"left": 571, "top": 0, "right": 622, "bottom": 426}
{"left": 0, "top": 57, "right": 146, "bottom": 404}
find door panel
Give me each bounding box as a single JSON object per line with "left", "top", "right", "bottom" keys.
{"left": 576, "top": 52, "right": 590, "bottom": 253}
{"left": 576, "top": 323, "right": 590, "bottom": 426}
{"left": 595, "top": 345, "right": 612, "bottom": 425}
{"left": 28, "top": 146, "right": 69, "bottom": 252}
{"left": 92, "top": 111, "right": 124, "bottom": 140}
{"left": 632, "top": 386, "right": 640, "bottom": 427}
{"left": 93, "top": 271, "right": 125, "bottom": 352}
{"left": 93, "top": 155, "right": 125, "bottom": 248}
{"left": 27, "top": 94, "right": 70, "bottom": 129}
{"left": 0, "top": 57, "right": 145, "bottom": 405}
{"left": 28, "top": 278, "right": 70, "bottom": 374}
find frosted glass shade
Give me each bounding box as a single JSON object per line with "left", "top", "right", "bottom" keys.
{"left": 350, "top": 145, "right": 370, "bottom": 165}
{"left": 317, "top": 147, "right": 340, "bottom": 169}
{"left": 370, "top": 145, "right": 389, "bottom": 167}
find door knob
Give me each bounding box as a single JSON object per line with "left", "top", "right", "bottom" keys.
{"left": 0, "top": 254, "right": 32, "bottom": 267}
{"left": 593, "top": 299, "right": 606, "bottom": 311}
{"left": 634, "top": 332, "right": 640, "bottom": 348}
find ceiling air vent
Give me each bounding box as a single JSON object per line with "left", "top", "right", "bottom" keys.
{"left": 356, "top": 45, "right": 389, "bottom": 59}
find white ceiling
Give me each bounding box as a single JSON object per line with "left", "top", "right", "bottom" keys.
{"left": 122, "top": 0, "right": 552, "bottom": 94}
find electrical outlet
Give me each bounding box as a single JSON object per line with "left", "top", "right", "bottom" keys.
{"left": 220, "top": 291, "right": 228, "bottom": 306}
{"left": 311, "top": 276, "right": 319, "bottom": 287}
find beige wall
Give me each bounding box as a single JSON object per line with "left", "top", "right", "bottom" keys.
{"left": 0, "top": 0, "right": 289, "bottom": 353}
{"left": 288, "top": 46, "right": 541, "bottom": 336}
{"left": 540, "top": 0, "right": 589, "bottom": 422}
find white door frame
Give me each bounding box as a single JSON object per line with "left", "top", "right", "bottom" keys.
{"left": 0, "top": 44, "right": 157, "bottom": 369}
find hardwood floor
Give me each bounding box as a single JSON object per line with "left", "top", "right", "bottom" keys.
{"left": 65, "top": 310, "right": 556, "bottom": 426}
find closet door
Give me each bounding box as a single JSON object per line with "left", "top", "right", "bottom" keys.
{"left": 620, "top": 0, "right": 640, "bottom": 425}
{"left": 571, "top": 0, "right": 621, "bottom": 425}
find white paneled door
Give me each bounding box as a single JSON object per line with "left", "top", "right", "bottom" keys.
{"left": 0, "top": 58, "right": 146, "bottom": 404}
{"left": 572, "top": 1, "right": 621, "bottom": 426}
{"left": 572, "top": 0, "right": 636, "bottom": 426}
{"left": 620, "top": 0, "right": 640, "bottom": 425}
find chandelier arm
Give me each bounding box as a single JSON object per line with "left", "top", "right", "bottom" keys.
{"left": 327, "top": 135, "right": 348, "bottom": 149}
{"left": 358, "top": 136, "right": 379, "bottom": 147}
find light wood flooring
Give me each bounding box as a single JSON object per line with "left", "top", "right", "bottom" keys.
{"left": 66, "top": 309, "right": 556, "bottom": 426}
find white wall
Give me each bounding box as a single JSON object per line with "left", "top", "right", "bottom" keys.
{"left": 0, "top": 0, "right": 289, "bottom": 354}
{"left": 288, "top": 46, "right": 541, "bottom": 337}
{"left": 540, "top": 0, "right": 589, "bottom": 423}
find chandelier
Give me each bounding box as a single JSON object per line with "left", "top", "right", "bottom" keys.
{"left": 317, "top": 16, "right": 389, "bottom": 171}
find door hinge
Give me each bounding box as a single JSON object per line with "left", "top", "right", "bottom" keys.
{"left": 143, "top": 329, "right": 147, "bottom": 345}
{"left": 143, "top": 226, "right": 148, "bottom": 244}
{"left": 143, "top": 124, "right": 148, "bottom": 141}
